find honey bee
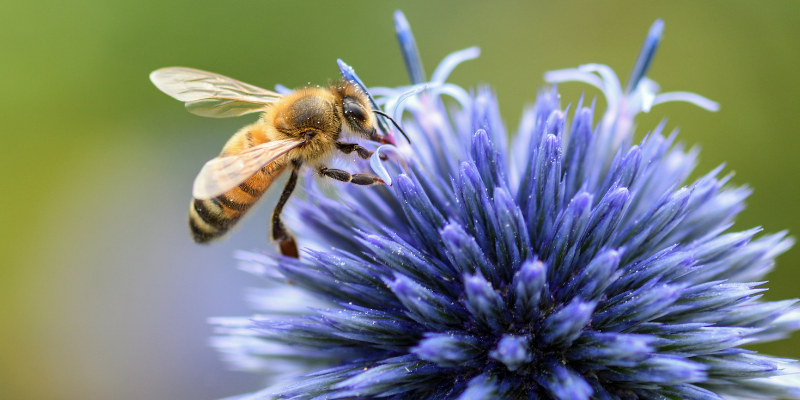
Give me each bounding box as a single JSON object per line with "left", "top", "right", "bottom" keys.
{"left": 150, "top": 67, "right": 407, "bottom": 258}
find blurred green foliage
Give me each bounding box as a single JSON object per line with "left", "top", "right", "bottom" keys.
{"left": 1, "top": 1, "right": 799, "bottom": 399}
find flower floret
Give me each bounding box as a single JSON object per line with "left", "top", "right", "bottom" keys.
{"left": 211, "top": 11, "right": 800, "bottom": 400}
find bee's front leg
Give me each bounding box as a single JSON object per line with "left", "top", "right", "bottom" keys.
{"left": 335, "top": 142, "right": 388, "bottom": 161}
{"left": 319, "top": 167, "right": 386, "bottom": 186}
{"left": 335, "top": 141, "right": 372, "bottom": 159}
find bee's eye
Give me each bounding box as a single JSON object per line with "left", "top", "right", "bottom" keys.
{"left": 343, "top": 98, "right": 367, "bottom": 123}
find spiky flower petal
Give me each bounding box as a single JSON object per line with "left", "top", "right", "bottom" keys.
{"left": 212, "top": 12, "right": 800, "bottom": 400}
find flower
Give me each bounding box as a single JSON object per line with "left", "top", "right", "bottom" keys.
{"left": 211, "top": 11, "right": 800, "bottom": 400}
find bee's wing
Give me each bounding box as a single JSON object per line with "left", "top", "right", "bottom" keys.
{"left": 192, "top": 139, "right": 303, "bottom": 199}
{"left": 150, "top": 67, "right": 283, "bottom": 118}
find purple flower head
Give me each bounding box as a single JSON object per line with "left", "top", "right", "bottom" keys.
{"left": 211, "top": 12, "right": 800, "bottom": 400}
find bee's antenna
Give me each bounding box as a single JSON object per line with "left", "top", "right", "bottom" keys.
{"left": 372, "top": 110, "right": 411, "bottom": 144}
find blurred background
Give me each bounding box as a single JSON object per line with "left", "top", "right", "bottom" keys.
{"left": 2, "top": 1, "right": 799, "bottom": 399}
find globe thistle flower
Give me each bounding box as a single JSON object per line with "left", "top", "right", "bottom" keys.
{"left": 211, "top": 11, "right": 800, "bottom": 400}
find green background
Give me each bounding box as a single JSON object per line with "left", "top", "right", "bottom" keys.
{"left": 2, "top": 1, "right": 799, "bottom": 399}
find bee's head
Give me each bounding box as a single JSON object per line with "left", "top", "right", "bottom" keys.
{"left": 337, "top": 82, "right": 380, "bottom": 142}
{"left": 337, "top": 81, "right": 408, "bottom": 145}
{"left": 343, "top": 96, "right": 375, "bottom": 135}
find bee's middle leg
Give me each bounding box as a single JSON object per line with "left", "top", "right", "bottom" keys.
{"left": 272, "top": 162, "right": 301, "bottom": 258}
{"left": 319, "top": 167, "right": 386, "bottom": 186}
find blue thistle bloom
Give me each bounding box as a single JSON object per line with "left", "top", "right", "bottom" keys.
{"left": 211, "top": 12, "right": 800, "bottom": 400}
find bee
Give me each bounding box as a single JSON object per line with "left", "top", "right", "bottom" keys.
{"left": 150, "top": 67, "right": 408, "bottom": 258}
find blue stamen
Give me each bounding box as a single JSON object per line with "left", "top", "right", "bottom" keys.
{"left": 394, "top": 10, "right": 426, "bottom": 85}
{"left": 625, "top": 19, "right": 664, "bottom": 95}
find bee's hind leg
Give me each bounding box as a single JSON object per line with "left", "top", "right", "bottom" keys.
{"left": 272, "top": 162, "right": 301, "bottom": 258}
{"left": 319, "top": 167, "right": 386, "bottom": 186}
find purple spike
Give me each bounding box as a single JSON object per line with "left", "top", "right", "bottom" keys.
{"left": 489, "top": 334, "right": 533, "bottom": 372}
{"left": 385, "top": 274, "right": 467, "bottom": 331}
{"left": 412, "top": 333, "right": 483, "bottom": 368}
{"left": 513, "top": 259, "right": 548, "bottom": 323}
{"left": 556, "top": 249, "right": 621, "bottom": 303}
{"left": 463, "top": 272, "right": 511, "bottom": 332}
{"left": 545, "top": 192, "right": 593, "bottom": 288}
{"left": 492, "top": 187, "right": 530, "bottom": 275}
{"left": 538, "top": 298, "right": 596, "bottom": 349}
{"left": 440, "top": 221, "right": 499, "bottom": 286}
{"left": 535, "top": 357, "right": 594, "bottom": 400}
{"left": 566, "top": 331, "right": 655, "bottom": 367}
{"left": 458, "top": 374, "right": 499, "bottom": 400}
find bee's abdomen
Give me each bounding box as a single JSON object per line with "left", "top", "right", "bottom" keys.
{"left": 189, "top": 197, "right": 238, "bottom": 243}
{"left": 188, "top": 165, "right": 284, "bottom": 243}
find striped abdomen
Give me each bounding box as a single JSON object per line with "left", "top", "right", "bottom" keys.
{"left": 189, "top": 122, "right": 285, "bottom": 242}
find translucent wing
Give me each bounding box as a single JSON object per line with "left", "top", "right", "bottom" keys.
{"left": 150, "top": 67, "right": 283, "bottom": 118}
{"left": 192, "top": 139, "right": 303, "bottom": 199}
